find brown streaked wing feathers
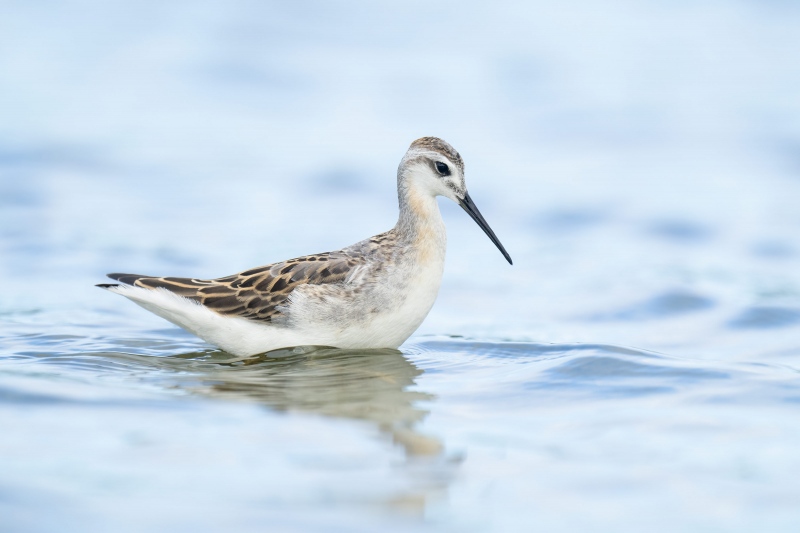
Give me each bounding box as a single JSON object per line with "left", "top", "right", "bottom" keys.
{"left": 106, "top": 251, "right": 359, "bottom": 322}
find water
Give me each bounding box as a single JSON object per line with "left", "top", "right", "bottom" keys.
{"left": 2, "top": 1, "right": 800, "bottom": 531}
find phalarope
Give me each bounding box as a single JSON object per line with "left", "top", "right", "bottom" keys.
{"left": 98, "top": 137, "right": 512, "bottom": 356}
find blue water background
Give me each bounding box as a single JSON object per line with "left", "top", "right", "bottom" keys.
{"left": 2, "top": 1, "right": 800, "bottom": 531}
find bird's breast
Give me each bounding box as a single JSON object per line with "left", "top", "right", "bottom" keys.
{"left": 285, "top": 238, "right": 445, "bottom": 349}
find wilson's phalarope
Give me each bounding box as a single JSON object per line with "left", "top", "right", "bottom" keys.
{"left": 98, "top": 137, "right": 512, "bottom": 356}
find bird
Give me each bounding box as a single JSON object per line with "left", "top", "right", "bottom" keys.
{"left": 98, "top": 137, "right": 512, "bottom": 356}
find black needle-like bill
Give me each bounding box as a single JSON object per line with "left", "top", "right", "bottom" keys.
{"left": 458, "top": 192, "right": 513, "bottom": 265}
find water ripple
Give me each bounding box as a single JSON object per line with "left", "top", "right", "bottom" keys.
{"left": 406, "top": 338, "right": 800, "bottom": 403}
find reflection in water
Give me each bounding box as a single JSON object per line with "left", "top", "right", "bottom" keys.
{"left": 144, "top": 346, "right": 456, "bottom": 515}
{"left": 174, "top": 346, "right": 444, "bottom": 457}
{"left": 8, "top": 339, "right": 461, "bottom": 516}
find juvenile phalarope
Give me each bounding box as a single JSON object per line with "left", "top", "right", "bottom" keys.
{"left": 98, "top": 137, "right": 512, "bottom": 356}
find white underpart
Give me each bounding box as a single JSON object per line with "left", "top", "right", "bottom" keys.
{"left": 108, "top": 285, "right": 312, "bottom": 355}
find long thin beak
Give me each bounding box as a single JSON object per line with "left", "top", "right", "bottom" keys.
{"left": 458, "top": 192, "right": 513, "bottom": 265}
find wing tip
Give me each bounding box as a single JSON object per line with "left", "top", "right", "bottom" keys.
{"left": 106, "top": 272, "right": 150, "bottom": 285}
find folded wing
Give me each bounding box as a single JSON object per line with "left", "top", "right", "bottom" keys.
{"left": 105, "top": 252, "right": 361, "bottom": 322}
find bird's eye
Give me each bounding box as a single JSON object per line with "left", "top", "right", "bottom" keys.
{"left": 435, "top": 161, "right": 450, "bottom": 176}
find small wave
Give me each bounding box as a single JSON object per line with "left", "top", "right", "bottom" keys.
{"left": 405, "top": 338, "right": 800, "bottom": 401}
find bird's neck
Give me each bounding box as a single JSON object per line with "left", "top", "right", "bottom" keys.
{"left": 395, "top": 175, "right": 447, "bottom": 261}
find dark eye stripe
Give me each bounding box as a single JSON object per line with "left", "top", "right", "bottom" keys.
{"left": 435, "top": 161, "right": 451, "bottom": 176}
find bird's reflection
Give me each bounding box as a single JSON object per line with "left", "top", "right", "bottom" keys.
{"left": 154, "top": 345, "right": 454, "bottom": 515}
{"left": 168, "top": 346, "right": 444, "bottom": 457}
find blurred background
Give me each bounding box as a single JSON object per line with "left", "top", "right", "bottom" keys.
{"left": 2, "top": 1, "right": 800, "bottom": 532}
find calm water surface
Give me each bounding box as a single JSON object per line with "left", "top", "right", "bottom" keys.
{"left": 3, "top": 1, "right": 800, "bottom": 531}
